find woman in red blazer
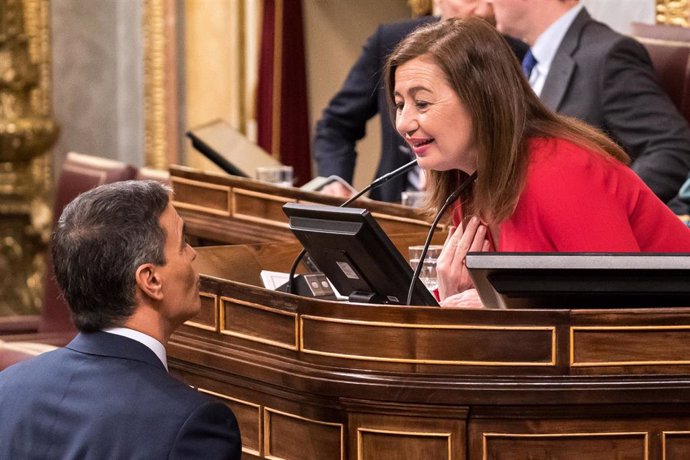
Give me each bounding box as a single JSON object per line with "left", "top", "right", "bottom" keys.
{"left": 385, "top": 18, "right": 690, "bottom": 307}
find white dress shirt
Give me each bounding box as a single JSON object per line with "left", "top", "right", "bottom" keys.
{"left": 103, "top": 327, "right": 168, "bottom": 371}
{"left": 529, "top": 3, "right": 585, "bottom": 96}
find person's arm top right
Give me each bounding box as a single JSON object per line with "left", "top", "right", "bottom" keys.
{"left": 600, "top": 36, "right": 690, "bottom": 203}
{"left": 312, "top": 27, "right": 384, "bottom": 184}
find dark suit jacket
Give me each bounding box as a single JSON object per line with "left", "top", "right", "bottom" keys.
{"left": 542, "top": 8, "right": 690, "bottom": 204}
{"left": 0, "top": 332, "right": 241, "bottom": 459}
{"left": 313, "top": 17, "right": 528, "bottom": 202}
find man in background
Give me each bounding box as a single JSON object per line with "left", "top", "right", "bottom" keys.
{"left": 0, "top": 180, "right": 241, "bottom": 459}
{"left": 489, "top": 0, "right": 690, "bottom": 205}
{"left": 313, "top": 0, "right": 527, "bottom": 202}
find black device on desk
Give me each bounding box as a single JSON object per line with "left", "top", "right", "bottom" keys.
{"left": 466, "top": 253, "right": 690, "bottom": 309}
{"left": 282, "top": 202, "right": 439, "bottom": 306}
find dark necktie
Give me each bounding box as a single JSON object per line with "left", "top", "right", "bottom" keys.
{"left": 521, "top": 49, "right": 537, "bottom": 79}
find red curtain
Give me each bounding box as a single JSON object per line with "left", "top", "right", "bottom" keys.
{"left": 256, "top": 0, "right": 312, "bottom": 186}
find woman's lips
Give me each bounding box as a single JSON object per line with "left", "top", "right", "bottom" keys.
{"left": 408, "top": 138, "right": 434, "bottom": 156}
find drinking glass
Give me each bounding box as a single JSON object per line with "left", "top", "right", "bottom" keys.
{"left": 408, "top": 244, "right": 443, "bottom": 291}
{"left": 256, "top": 165, "right": 294, "bottom": 187}
{"left": 409, "top": 258, "right": 438, "bottom": 291}
{"left": 401, "top": 190, "right": 427, "bottom": 208}
{"left": 408, "top": 245, "right": 443, "bottom": 261}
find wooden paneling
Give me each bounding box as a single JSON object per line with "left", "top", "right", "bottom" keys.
{"left": 199, "top": 388, "right": 262, "bottom": 456}
{"left": 571, "top": 325, "right": 690, "bottom": 367}
{"left": 358, "top": 429, "right": 451, "bottom": 460}
{"left": 264, "top": 408, "right": 344, "bottom": 460}
{"left": 172, "top": 176, "right": 231, "bottom": 216}
{"left": 169, "top": 166, "right": 437, "bottom": 246}
{"left": 301, "top": 315, "right": 555, "bottom": 366}
{"left": 221, "top": 297, "right": 298, "bottom": 350}
{"left": 347, "top": 407, "right": 467, "bottom": 460}
{"left": 184, "top": 292, "right": 218, "bottom": 331}
{"left": 662, "top": 431, "right": 690, "bottom": 459}
{"left": 482, "top": 432, "right": 647, "bottom": 460}
{"left": 233, "top": 189, "right": 293, "bottom": 228}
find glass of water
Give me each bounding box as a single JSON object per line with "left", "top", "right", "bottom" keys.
{"left": 409, "top": 258, "right": 438, "bottom": 291}
{"left": 408, "top": 245, "right": 443, "bottom": 291}
{"left": 255, "top": 165, "right": 294, "bottom": 187}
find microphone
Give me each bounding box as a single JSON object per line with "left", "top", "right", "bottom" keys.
{"left": 284, "top": 159, "right": 419, "bottom": 295}
{"left": 405, "top": 171, "right": 478, "bottom": 305}
{"left": 341, "top": 158, "right": 419, "bottom": 207}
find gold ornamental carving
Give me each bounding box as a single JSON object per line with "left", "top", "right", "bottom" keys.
{"left": 656, "top": 0, "right": 690, "bottom": 26}
{"left": 0, "top": 0, "right": 58, "bottom": 315}
{"left": 407, "top": 0, "right": 433, "bottom": 17}
{"left": 143, "top": 0, "right": 178, "bottom": 169}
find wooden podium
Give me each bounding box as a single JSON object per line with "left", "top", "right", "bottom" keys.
{"left": 169, "top": 241, "right": 690, "bottom": 460}
{"left": 169, "top": 165, "right": 436, "bottom": 245}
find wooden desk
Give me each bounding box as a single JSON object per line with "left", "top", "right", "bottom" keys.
{"left": 169, "top": 165, "right": 436, "bottom": 245}
{"left": 169, "top": 243, "right": 690, "bottom": 460}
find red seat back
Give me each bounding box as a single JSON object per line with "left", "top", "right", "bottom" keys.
{"left": 632, "top": 22, "right": 690, "bottom": 125}
{"left": 40, "top": 153, "right": 137, "bottom": 334}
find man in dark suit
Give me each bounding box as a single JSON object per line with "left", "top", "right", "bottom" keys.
{"left": 0, "top": 180, "right": 241, "bottom": 459}
{"left": 313, "top": 1, "right": 527, "bottom": 202}
{"left": 490, "top": 0, "right": 690, "bottom": 205}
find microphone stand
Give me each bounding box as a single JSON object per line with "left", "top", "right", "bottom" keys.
{"left": 286, "top": 159, "right": 419, "bottom": 295}
{"left": 406, "top": 171, "right": 478, "bottom": 306}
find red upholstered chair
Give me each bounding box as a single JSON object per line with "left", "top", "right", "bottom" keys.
{"left": 0, "top": 340, "right": 56, "bottom": 371}
{"left": 631, "top": 22, "right": 690, "bottom": 125}
{"left": 0, "top": 152, "right": 137, "bottom": 346}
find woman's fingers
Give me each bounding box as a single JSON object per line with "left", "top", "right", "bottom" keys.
{"left": 439, "top": 289, "right": 485, "bottom": 309}
{"left": 437, "top": 216, "right": 490, "bottom": 300}
{"left": 469, "top": 223, "right": 487, "bottom": 252}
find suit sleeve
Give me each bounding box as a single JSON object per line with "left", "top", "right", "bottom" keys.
{"left": 312, "top": 27, "right": 383, "bottom": 183}
{"left": 600, "top": 37, "right": 690, "bottom": 203}
{"left": 169, "top": 401, "right": 241, "bottom": 460}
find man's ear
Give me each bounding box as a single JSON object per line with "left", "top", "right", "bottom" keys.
{"left": 135, "top": 263, "right": 164, "bottom": 301}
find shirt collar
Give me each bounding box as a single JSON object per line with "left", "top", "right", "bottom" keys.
{"left": 531, "top": 3, "right": 584, "bottom": 75}
{"left": 102, "top": 327, "right": 168, "bottom": 371}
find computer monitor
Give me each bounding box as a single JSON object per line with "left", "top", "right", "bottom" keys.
{"left": 466, "top": 253, "right": 690, "bottom": 309}
{"left": 282, "top": 203, "right": 439, "bottom": 306}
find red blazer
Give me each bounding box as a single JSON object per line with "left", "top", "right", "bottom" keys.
{"left": 455, "top": 137, "right": 690, "bottom": 252}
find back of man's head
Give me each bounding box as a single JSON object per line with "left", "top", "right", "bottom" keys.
{"left": 52, "top": 180, "right": 171, "bottom": 332}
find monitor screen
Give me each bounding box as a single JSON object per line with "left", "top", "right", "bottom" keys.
{"left": 282, "top": 203, "right": 439, "bottom": 306}
{"left": 466, "top": 253, "right": 690, "bottom": 309}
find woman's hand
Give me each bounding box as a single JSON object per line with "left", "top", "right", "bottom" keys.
{"left": 440, "top": 289, "right": 484, "bottom": 308}
{"left": 436, "top": 216, "right": 490, "bottom": 301}
{"left": 320, "top": 182, "right": 354, "bottom": 198}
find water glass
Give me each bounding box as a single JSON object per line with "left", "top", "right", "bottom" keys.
{"left": 256, "top": 165, "right": 294, "bottom": 187}
{"left": 408, "top": 244, "right": 443, "bottom": 291}
{"left": 401, "top": 190, "right": 427, "bottom": 208}
{"left": 408, "top": 245, "right": 443, "bottom": 261}
{"left": 409, "top": 258, "right": 438, "bottom": 291}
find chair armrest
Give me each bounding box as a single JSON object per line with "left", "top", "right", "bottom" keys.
{"left": 1, "top": 331, "right": 75, "bottom": 347}
{"left": 0, "top": 315, "right": 40, "bottom": 336}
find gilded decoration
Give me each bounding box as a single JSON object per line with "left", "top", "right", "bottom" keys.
{"left": 407, "top": 0, "right": 432, "bottom": 17}
{"left": 657, "top": 0, "right": 690, "bottom": 26}
{"left": 0, "top": 0, "right": 57, "bottom": 315}
{"left": 143, "top": 0, "right": 178, "bottom": 169}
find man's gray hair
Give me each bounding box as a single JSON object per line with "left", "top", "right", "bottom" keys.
{"left": 52, "top": 180, "right": 171, "bottom": 331}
